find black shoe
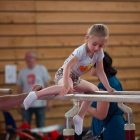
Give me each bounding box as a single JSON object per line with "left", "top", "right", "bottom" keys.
{"left": 82, "top": 130, "right": 94, "bottom": 140}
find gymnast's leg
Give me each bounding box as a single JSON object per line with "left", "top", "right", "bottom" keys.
{"left": 23, "top": 77, "right": 74, "bottom": 110}
{"left": 73, "top": 80, "right": 99, "bottom": 135}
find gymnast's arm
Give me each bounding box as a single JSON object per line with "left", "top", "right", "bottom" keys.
{"left": 60, "top": 55, "right": 78, "bottom": 97}
{"left": 96, "top": 60, "right": 115, "bottom": 94}
{"left": 87, "top": 89, "right": 110, "bottom": 120}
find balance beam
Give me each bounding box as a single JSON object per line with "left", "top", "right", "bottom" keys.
{"left": 1, "top": 91, "right": 140, "bottom": 109}
{"left": 0, "top": 88, "right": 12, "bottom": 94}
{"left": 86, "top": 91, "right": 140, "bottom": 95}
{"left": 40, "top": 91, "right": 140, "bottom": 103}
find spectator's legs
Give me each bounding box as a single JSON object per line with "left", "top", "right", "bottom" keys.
{"left": 34, "top": 107, "right": 46, "bottom": 127}
{"left": 22, "top": 108, "right": 33, "bottom": 126}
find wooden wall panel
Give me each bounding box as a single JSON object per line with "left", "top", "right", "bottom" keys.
{"left": 36, "top": 24, "right": 140, "bottom": 35}
{"left": 0, "top": 24, "right": 139, "bottom": 36}
{"left": 1, "top": 1, "right": 139, "bottom": 12}
{"left": 0, "top": 25, "right": 36, "bottom": 35}
{"left": 36, "top": 13, "right": 140, "bottom": 23}
{"left": 0, "top": 37, "right": 36, "bottom": 48}
{"left": 0, "top": 13, "right": 35, "bottom": 23}
{"left": 0, "top": 1, "right": 35, "bottom": 11}
{"left": 108, "top": 35, "right": 140, "bottom": 46}
{"left": 1, "top": 13, "right": 139, "bottom": 24}
{"left": 0, "top": 106, "right": 73, "bottom": 122}
{"left": 0, "top": 0, "right": 140, "bottom": 137}
{"left": 36, "top": 1, "right": 140, "bottom": 12}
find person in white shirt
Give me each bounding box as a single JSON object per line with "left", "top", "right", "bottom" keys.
{"left": 23, "top": 24, "right": 115, "bottom": 134}
{"left": 17, "top": 50, "right": 52, "bottom": 127}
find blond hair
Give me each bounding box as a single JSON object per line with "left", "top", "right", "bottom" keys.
{"left": 87, "top": 24, "right": 109, "bottom": 39}
{"left": 87, "top": 24, "right": 109, "bottom": 49}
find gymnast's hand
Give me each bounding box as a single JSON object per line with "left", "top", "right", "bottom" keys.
{"left": 107, "top": 87, "right": 116, "bottom": 95}
{"left": 60, "top": 84, "right": 74, "bottom": 97}
{"left": 31, "top": 85, "right": 43, "bottom": 91}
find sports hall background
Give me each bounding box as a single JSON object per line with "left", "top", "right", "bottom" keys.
{"left": 0, "top": 0, "right": 140, "bottom": 139}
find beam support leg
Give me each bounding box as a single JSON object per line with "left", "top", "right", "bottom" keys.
{"left": 63, "top": 99, "right": 79, "bottom": 140}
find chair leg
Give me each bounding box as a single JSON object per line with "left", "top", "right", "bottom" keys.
{"left": 16, "top": 135, "right": 20, "bottom": 140}
{"left": 5, "top": 133, "right": 10, "bottom": 140}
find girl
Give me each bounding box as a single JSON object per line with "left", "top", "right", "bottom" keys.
{"left": 23, "top": 24, "right": 115, "bottom": 135}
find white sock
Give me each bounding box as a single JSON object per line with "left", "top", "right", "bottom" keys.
{"left": 23, "top": 91, "right": 38, "bottom": 110}
{"left": 73, "top": 115, "right": 83, "bottom": 135}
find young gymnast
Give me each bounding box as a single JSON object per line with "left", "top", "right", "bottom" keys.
{"left": 23, "top": 24, "right": 115, "bottom": 135}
